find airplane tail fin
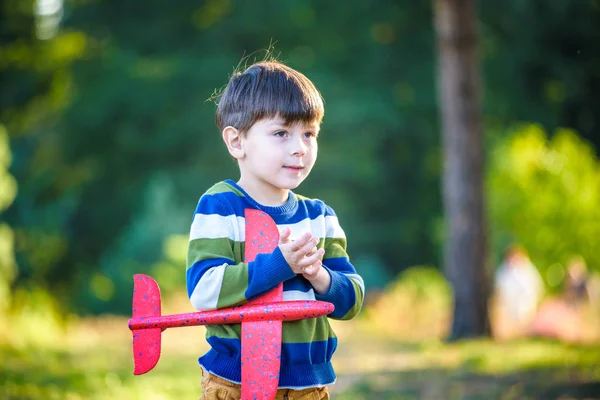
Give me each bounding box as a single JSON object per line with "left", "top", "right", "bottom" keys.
{"left": 131, "top": 274, "right": 162, "bottom": 375}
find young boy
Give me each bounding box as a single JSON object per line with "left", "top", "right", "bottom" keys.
{"left": 186, "top": 60, "right": 364, "bottom": 400}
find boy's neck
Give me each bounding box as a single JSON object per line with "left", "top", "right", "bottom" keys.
{"left": 236, "top": 179, "right": 290, "bottom": 207}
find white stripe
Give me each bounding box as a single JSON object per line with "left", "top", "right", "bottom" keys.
{"left": 189, "top": 214, "right": 244, "bottom": 242}
{"left": 189, "top": 214, "right": 345, "bottom": 243}
{"left": 283, "top": 289, "right": 316, "bottom": 301}
{"left": 346, "top": 273, "right": 365, "bottom": 295}
{"left": 189, "top": 263, "right": 227, "bottom": 311}
{"left": 325, "top": 215, "right": 346, "bottom": 239}
{"left": 278, "top": 215, "right": 346, "bottom": 241}
{"left": 278, "top": 216, "right": 324, "bottom": 240}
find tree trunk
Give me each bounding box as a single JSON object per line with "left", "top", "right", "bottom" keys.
{"left": 433, "top": 0, "right": 491, "bottom": 339}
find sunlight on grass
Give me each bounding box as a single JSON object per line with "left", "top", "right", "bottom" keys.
{"left": 2, "top": 268, "right": 600, "bottom": 399}
{"left": 0, "top": 290, "right": 209, "bottom": 399}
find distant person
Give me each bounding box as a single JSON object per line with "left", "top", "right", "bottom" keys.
{"left": 493, "top": 245, "right": 544, "bottom": 338}
{"left": 529, "top": 256, "right": 591, "bottom": 343}
{"left": 185, "top": 60, "right": 364, "bottom": 399}
{"left": 564, "top": 256, "right": 590, "bottom": 308}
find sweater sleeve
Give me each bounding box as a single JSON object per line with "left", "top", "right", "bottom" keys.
{"left": 186, "top": 194, "right": 295, "bottom": 311}
{"left": 314, "top": 206, "right": 365, "bottom": 320}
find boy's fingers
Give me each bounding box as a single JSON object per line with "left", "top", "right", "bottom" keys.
{"left": 301, "top": 251, "right": 324, "bottom": 267}
{"left": 305, "top": 262, "right": 321, "bottom": 273}
{"left": 291, "top": 232, "right": 312, "bottom": 251}
{"left": 304, "top": 247, "right": 324, "bottom": 260}
{"left": 297, "top": 237, "right": 319, "bottom": 254}
{"left": 305, "top": 246, "right": 318, "bottom": 258}
{"left": 279, "top": 227, "right": 292, "bottom": 243}
{"left": 303, "top": 261, "right": 323, "bottom": 277}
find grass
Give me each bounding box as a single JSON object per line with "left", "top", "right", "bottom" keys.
{"left": 2, "top": 267, "right": 600, "bottom": 399}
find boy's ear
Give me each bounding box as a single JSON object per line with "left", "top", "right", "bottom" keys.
{"left": 222, "top": 126, "right": 244, "bottom": 159}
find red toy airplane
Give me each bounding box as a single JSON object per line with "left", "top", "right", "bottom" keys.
{"left": 128, "top": 209, "right": 334, "bottom": 400}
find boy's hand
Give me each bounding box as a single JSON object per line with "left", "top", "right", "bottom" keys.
{"left": 279, "top": 228, "right": 331, "bottom": 294}
{"left": 301, "top": 261, "right": 323, "bottom": 281}
{"left": 302, "top": 257, "right": 331, "bottom": 295}
{"left": 279, "top": 228, "right": 325, "bottom": 275}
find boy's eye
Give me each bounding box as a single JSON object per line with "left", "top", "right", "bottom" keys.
{"left": 304, "top": 132, "right": 318, "bottom": 139}
{"left": 274, "top": 131, "right": 287, "bottom": 137}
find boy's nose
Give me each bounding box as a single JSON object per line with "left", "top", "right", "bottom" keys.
{"left": 291, "top": 138, "right": 308, "bottom": 156}
{"left": 292, "top": 148, "right": 307, "bottom": 157}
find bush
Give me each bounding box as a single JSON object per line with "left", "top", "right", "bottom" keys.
{"left": 361, "top": 266, "right": 452, "bottom": 340}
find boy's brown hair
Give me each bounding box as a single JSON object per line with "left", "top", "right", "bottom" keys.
{"left": 215, "top": 61, "right": 324, "bottom": 134}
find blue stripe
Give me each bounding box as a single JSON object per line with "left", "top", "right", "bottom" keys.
{"left": 186, "top": 257, "right": 233, "bottom": 297}
{"left": 195, "top": 191, "right": 335, "bottom": 225}
{"left": 194, "top": 192, "right": 245, "bottom": 217}
{"left": 193, "top": 195, "right": 229, "bottom": 217}
{"left": 205, "top": 336, "right": 337, "bottom": 365}
{"left": 283, "top": 277, "right": 314, "bottom": 292}
{"left": 200, "top": 337, "right": 337, "bottom": 387}
{"left": 297, "top": 199, "right": 335, "bottom": 218}
{"left": 322, "top": 257, "right": 356, "bottom": 274}
{"left": 244, "top": 257, "right": 270, "bottom": 299}
{"left": 316, "top": 269, "right": 357, "bottom": 318}
{"left": 321, "top": 204, "right": 337, "bottom": 217}
{"left": 284, "top": 338, "right": 338, "bottom": 365}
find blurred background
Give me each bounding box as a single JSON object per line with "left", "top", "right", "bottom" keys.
{"left": 2, "top": 0, "right": 600, "bottom": 399}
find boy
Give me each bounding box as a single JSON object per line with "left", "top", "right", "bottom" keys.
{"left": 186, "top": 60, "right": 364, "bottom": 400}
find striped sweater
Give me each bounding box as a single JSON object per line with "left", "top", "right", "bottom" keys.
{"left": 186, "top": 180, "right": 364, "bottom": 389}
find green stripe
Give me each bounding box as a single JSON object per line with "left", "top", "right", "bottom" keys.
{"left": 282, "top": 317, "right": 336, "bottom": 343}
{"left": 187, "top": 237, "right": 240, "bottom": 268}
{"left": 187, "top": 237, "right": 249, "bottom": 307}
{"left": 205, "top": 181, "right": 246, "bottom": 197}
{"left": 205, "top": 316, "right": 335, "bottom": 343}
{"left": 294, "top": 193, "right": 309, "bottom": 201}
{"left": 339, "top": 279, "right": 363, "bottom": 320}
{"left": 205, "top": 324, "right": 242, "bottom": 339}
{"left": 217, "top": 263, "right": 250, "bottom": 307}
{"left": 323, "top": 237, "right": 347, "bottom": 259}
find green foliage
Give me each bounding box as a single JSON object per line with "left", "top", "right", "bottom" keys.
{"left": 0, "top": 126, "right": 17, "bottom": 211}
{"left": 149, "top": 234, "right": 188, "bottom": 295}
{"left": 488, "top": 124, "right": 600, "bottom": 288}
{"left": 480, "top": 1, "right": 600, "bottom": 149}
{"left": 0, "top": 125, "right": 17, "bottom": 311}
{"left": 2, "top": 1, "right": 443, "bottom": 314}
{"left": 1, "top": 1, "right": 599, "bottom": 314}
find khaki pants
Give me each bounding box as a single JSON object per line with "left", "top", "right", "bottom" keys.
{"left": 200, "top": 370, "right": 330, "bottom": 400}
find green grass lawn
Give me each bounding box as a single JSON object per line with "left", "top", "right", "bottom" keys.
{"left": 2, "top": 312, "right": 600, "bottom": 400}
{"left": 3, "top": 267, "right": 600, "bottom": 399}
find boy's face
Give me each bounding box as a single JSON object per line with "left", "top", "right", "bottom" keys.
{"left": 235, "top": 116, "right": 319, "bottom": 202}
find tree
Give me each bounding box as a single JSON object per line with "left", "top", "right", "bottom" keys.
{"left": 433, "top": 0, "right": 490, "bottom": 339}
{"left": 0, "top": 125, "right": 17, "bottom": 311}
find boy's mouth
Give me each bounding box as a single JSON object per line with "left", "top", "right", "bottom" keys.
{"left": 283, "top": 165, "right": 304, "bottom": 171}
